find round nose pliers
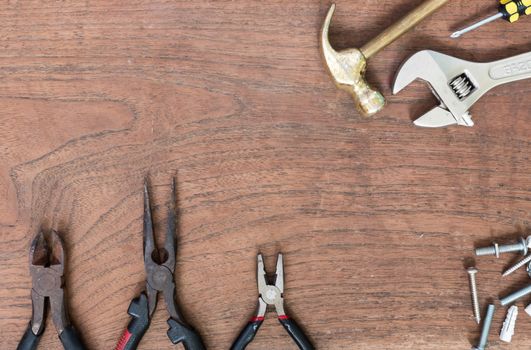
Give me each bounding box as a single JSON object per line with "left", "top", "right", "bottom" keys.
{"left": 17, "top": 231, "right": 86, "bottom": 350}
{"left": 114, "top": 179, "right": 205, "bottom": 350}
{"left": 231, "top": 253, "right": 314, "bottom": 350}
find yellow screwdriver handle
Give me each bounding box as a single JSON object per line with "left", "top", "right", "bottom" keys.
{"left": 499, "top": 0, "right": 531, "bottom": 22}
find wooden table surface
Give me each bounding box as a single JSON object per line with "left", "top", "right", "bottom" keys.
{"left": 0, "top": 1, "right": 529, "bottom": 349}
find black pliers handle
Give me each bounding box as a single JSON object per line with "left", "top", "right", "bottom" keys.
{"left": 114, "top": 293, "right": 205, "bottom": 350}
{"left": 231, "top": 314, "right": 313, "bottom": 350}
{"left": 114, "top": 294, "right": 150, "bottom": 350}
{"left": 18, "top": 322, "right": 85, "bottom": 350}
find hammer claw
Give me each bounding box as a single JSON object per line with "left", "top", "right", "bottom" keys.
{"left": 320, "top": 4, "right": 385, "bottom": 116}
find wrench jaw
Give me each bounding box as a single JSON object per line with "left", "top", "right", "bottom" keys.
{"left": 413, "top": 106, "right": 474, "bottom": 128}
{"left": 393, "top": 50, "right": 479, "bottom": 127}
{"left": 393, "top": 51, "right": 436, "bottom": 95}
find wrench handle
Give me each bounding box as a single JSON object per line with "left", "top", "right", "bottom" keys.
{"left": 489, "top": 51, "right": 531, "bottom": 84}
{"left": 361, "top": 0, "right": 449, "bottom": 59}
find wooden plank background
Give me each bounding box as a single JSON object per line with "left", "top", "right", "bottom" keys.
{"left": 0, "top": 0, "right": 529, "bottom": 349}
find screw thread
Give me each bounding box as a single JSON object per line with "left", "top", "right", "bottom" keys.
{"left": 500, "top": 284, "right": 531, "bottom": 306}
{"left": 503, "top": 254, "right": 531, "bottom": 277}
{"left": 468, "top": 274, "right": 481, "bottom": 324}
{"left": 475, "top": 239, "right": 526, "bottom": 257}
{"left": 475, "top": 304, "right": 495, "bottom": 350}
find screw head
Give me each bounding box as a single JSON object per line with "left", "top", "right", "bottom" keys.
{"left": 521, "top": 237, "right": 529, "bottom": 255}
{"left": 467, "top": 267, "right": 478, "bottom": 275}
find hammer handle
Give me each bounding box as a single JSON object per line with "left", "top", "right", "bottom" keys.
{"left": 361, "top": 0, "right": 449, "bottom": 59}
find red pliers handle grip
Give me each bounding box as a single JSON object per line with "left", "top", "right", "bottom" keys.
{"left": 114, "top": 294, "right": 150, "bottom": 350}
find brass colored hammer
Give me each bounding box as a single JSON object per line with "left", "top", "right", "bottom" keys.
{"left": 320, "top": 0, "right": 449, "bottom": 116}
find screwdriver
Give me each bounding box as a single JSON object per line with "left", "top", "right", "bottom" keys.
{"left": 451, "top": 0, "right": 531, "bottom": 38}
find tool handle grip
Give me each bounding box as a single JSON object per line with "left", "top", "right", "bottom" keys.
{"left": 230, "top": 317, "right": 264, "bottom": 350}
{"left": 500, "top": 0, "right": 531, "bottom": 22}
{"left": 278, "top": 316, "right": 314, "bottom": 350}
{"left": 167, "top": 318, "right": 206, "bottom": 350}
{"left": 59, "top": 325, "right": 87, "bottom": 350}
{"left": 361, "top": 0, "right": 449, "bottom": 58}
{"left": 114, "top": 294, "right": 150, "bottom": 350}
{"left": 16, "top": 322, "right": 42, "bottom": 350}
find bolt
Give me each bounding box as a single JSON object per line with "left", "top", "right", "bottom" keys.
{"left": 502, "top": 254, "right": 531, "bottom": 277}
{"left": 500, "top": 284, "right": 531, "bottom": 306}
{"left": 472, "top": 304, "right": 495, "bottom": 350}
{"left": 467, "top": 267, "right": 481, "bottom": 324}
{"left": 475, "top": 237, "right": 528, "bottom": 258}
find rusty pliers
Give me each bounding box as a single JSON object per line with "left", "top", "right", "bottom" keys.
{"left": 114, "top": 180, "right": 205, "bottom": 350}
{"left": 17, "top": 231, "right": 86, "bottom": 350}
{"left": 231, "top": 253, "right": 314, "bottom": 350}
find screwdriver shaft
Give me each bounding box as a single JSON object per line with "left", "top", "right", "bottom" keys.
{"left": 451, "top": 12, "right": 503, "bottom": 38}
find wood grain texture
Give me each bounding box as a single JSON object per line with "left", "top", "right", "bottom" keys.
{"left": 0, "top": 0, "right": 529, "bottom": 349}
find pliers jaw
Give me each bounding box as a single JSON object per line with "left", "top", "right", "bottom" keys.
{"left": 256, "top": 253, "right": 285, "bottom": 318}
{"left": 142, "top": 179, "right": 177, "bottom": 319}
{"left": 29, "top": 230, "right": 64, "bottom": 275}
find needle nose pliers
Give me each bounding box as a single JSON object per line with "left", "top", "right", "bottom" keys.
{"left": 231, "top": 253, "right": 314, "bottom": 350}
{"left": 17, "top": 230, "right": 86, "bottom": 350}
{"left": 114, "top": 179, "right": 205, "bottom": 350}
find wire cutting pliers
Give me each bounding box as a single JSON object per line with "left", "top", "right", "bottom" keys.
{"left": 231, "top": 253, "right": 314, "bottom": 350}
{"left": 114, "top": 179, "right": 205, "bottom": 350}
{"left": 17, "top": 230, "right": 86, "bottom": 350}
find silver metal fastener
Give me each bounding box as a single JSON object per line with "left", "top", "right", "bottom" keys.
{"left": 500, "top": 284, "right": 531, "bottom": 306}
{"left": 502, "top": 254, "right": 531, "bottom": 277}
{"left": 475, "top": 237, "right": 529, "bottom": 258}
{"left": 472, "top": 304, "right": 495, "bottom": 350}
{"left": 467, "top": 267, "right": 481, "bottom": 324}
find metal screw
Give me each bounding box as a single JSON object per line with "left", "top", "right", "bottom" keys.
{"left": 500, "top": 284, "right": 531, "bottom": 306}
{"left": 475, "top": 237, "right": 529, "bottom": 258}
{"left": 467, "top": 267, "right": 481, "bottom": 324}
{"left": 472, "top": 304, "right": 495, "bottom": 350}
{"left": 503, "top": 254, "right": 531, "bottom": 277}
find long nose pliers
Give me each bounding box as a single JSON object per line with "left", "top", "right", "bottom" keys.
{"left": 231, "top": 253, "right": 314, "bottom": 350}
{"left": 17, "top": 231, "right": 86, "bottom": 350}
{"left": 114, "top": 179, "right": 205, "bottom": 350}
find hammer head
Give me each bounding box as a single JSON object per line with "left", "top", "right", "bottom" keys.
{"left": 320, "top": 4, "right": 385, "bottom": 116}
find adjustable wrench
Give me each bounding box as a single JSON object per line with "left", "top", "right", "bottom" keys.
{"left": 393, "top": 50, "right": 531, "bottom": 127}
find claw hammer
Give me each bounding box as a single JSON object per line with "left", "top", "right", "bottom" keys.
{"left": 321, "top": 0, "right": 449, "bottom": 116}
